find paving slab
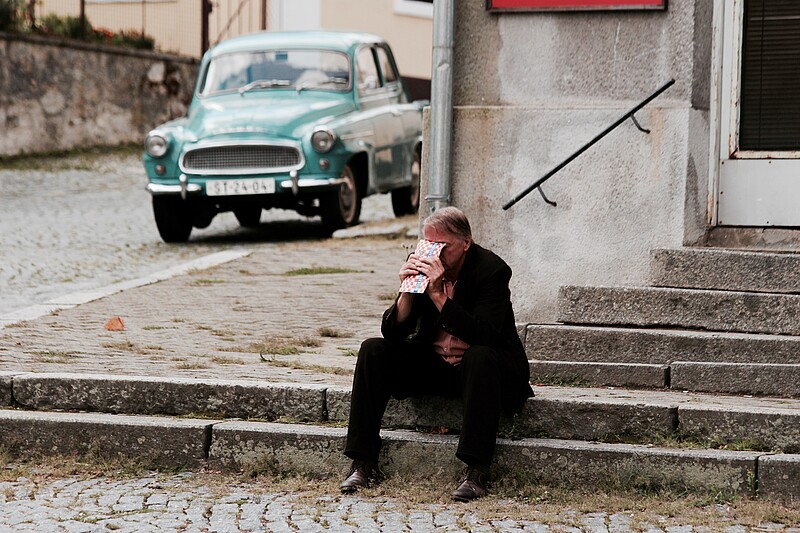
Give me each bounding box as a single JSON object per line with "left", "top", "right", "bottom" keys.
{"left": 678, "top": 404, "right": 800, "bottom": 453}
{"left": 651, "top": 248, "right": 800, "bottom": 294}
{"left": 671, "top": 362, "right": 800, "bottom": 398}
{"left": 0, "top": 409, "right": 213, "bottom": 468}
{"left": 758, "top": 454, "right": 800, "bottom": 502}
{"left": 529, "top": 360, "right": 668, "bottom": 388}
{"left": 525, "top": 324, "right": 800, "bottom": 364}
{"left": 11, "top": 372, "right": 328, "bottom": 420}
{"left": 558, "top": 286, "right": 800, "bottom": 336}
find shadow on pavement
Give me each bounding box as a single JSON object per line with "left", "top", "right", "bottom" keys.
{"left": 186, "top": 219, "right": 334, "bottom": 245}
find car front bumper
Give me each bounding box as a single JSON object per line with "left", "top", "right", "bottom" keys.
{"left": 146, "top": 172, "right": 346, "bottom": 198}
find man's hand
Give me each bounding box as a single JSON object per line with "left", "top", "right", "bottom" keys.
{"left": 409, "top": 255, "right": 448, "bottom": 311}
{"left": 395, "top": 254, "right": 421, "bottom": 323}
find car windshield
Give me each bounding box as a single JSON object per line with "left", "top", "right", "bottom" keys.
{"left": 199, "top": 49, "right": 351, "bottom": 96}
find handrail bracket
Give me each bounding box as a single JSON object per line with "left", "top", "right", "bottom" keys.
{"left": 630, "top": 114, "right": 651, "bottom": 134}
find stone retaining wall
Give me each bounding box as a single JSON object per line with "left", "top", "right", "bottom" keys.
{"left": 0, "top": 32, "right": 199, "bottom": 157}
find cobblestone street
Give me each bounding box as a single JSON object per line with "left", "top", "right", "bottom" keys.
{"left": 3, "top": 470, "right": 796, "bottom": 532}
{"left": 2, "top": 152, "right": 799, "bottom": 531}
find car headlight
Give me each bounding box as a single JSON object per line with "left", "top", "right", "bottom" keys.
{"left": 311, "top": 127, "right": 336, "bottom": 153}
{"left": 145, "top": 131, "right": 169, "bottom": 158}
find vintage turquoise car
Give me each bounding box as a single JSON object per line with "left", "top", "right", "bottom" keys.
{"left": 143, "top": 31, "right": 425, "bottom": 242}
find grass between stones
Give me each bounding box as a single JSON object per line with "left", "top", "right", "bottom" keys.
{"left": 0, "top": 452, "right": 797, "bottom": 528}
{"left": 281, "top": 267, "right": 366, "bottom": 276}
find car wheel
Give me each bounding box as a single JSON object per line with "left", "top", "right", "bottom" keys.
{"left": 320, "top": 163, "right": 361, "bottom": 230}
{"left": 152, "top": 196, "right": 192, "bottom": 243}
{"left": 391, "top": 147, "right": 421, "bottom": 216}
{"left": 233, "top": 206, "right": 262, "bottom": 228}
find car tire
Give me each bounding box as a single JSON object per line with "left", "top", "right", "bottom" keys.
{"left": 234, "top": 206, "right": 262, "bottom": 228}
{"left": 152, "top": 196, "right": 192, "bottom": 243}
{"left": 391, "top": 147, "right": 421, "bottom": 216}
{"left": 320, "top": 163, "right": 361, "bottom": 230}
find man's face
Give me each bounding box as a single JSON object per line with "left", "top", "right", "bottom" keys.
{"left": 423, "top": 226, "right": 471, "bottom": 278}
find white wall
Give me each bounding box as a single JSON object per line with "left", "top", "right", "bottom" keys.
{"left": 270, "top": 0, "right": 321, "bottom": 31}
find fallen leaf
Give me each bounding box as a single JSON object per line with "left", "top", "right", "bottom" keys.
{"left": 104, "top": 316, "right": 125, "bottom": 331}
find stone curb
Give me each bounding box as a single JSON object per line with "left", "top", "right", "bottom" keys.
{"left": 671, "top": 362, "right": 800, "bottom": 398}
{"left": 759, "top": 454, "right": 800, "bottom": 503}
{"left": 1, "top": 409, "right": 760, "bottom": 496}
{"left": 326, "top": 387, "right": 678, "bottom": 442}
{"left": 529, "top": 361, "right": 668, "bottom": 389}
{"left": 678, "top": 404, "right": 800, "bottom": 454}
{"left": 4, "top": 372, "right": 800, "bottom": 451}
{"left": 650, "top": 248, "right": 800, "bottom": 294}
{"left": 0, "top": 409, "right": 211, "bottom": 469}
{"left": 525, "top": 324, "right": 800, "bottom": 365}
{"left": 10, "top": 373, "right": 327, "bottom": 421}
{"left": 558, "top": 285, "right": 800, "bottom": 336}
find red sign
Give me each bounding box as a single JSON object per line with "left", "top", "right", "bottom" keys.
{"left": 488, "top": 0, "right": 667, "bottom": 10}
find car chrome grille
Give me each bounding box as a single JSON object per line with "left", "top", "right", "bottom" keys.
{"left": 183, "top": 145, "right": 301, "bottom": 173}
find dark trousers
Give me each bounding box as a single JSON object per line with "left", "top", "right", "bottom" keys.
{"left": 344, "top": 337, "right": 511, "bottom": 469}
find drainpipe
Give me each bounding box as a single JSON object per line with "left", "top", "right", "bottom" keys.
{"left": 425, "top": 0, "right": 455, "bottom": 215}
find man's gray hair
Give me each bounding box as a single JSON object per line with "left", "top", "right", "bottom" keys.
{"left": 423, "top": 206, "right": 472, "bottom": 240}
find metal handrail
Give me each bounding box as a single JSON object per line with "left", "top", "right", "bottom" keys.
{"left": 502, "top": 78, "right": 675, "bottom": 211}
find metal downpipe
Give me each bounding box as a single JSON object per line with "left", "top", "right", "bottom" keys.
{"left": 425, "top": 0, "right": 455, "bottom": 215}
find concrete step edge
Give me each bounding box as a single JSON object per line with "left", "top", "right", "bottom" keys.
{"left": 528, "top": 359, "right": 800, "bottom": 398}
{"left": 557, "top": 285, "right": 800, "bottom": 336}
{"left": 3, "top": 371, "right": 800, "bottom": 452}
{"left": 650, "top": 248, "right": 800, "bottom": 294}
{"left": 2, "top": 408, "right": 790, "bottom": 497}
{"left": 523, "top": 324, "right": 800, "bottom": 365}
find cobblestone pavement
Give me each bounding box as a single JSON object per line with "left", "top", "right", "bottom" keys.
{"left": 2, "top": 154, "right": 800, "bottom": 531}
{"left": 0, "top": 151, "right": 398, "bottom": 317}
{"left": 1, "top": 471, "right": 796, "bottom": 532}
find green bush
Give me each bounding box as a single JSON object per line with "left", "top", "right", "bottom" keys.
{"left": 39, "top": 13, "right": 91, "bottom": 39}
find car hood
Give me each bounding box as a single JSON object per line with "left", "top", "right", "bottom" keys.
{"left": 186, "top": 94, "right": 356, "bottom": 141}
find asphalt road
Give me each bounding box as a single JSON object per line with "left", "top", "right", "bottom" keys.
{"left": 0, "top": 152, "right": 396, "bottom": 316}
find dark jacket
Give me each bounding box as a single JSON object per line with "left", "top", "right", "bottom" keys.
{"left": 381, "top": 242, "right": 534, "bottom": 411}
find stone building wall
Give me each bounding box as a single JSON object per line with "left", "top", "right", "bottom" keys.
{"left": 447, "top": 2, "right": 713, "bottom": 323}
{"left": 0, "top": 32, "right": 199, "bottom": 157}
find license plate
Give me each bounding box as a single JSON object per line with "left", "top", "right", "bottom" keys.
{"left": 206, "top": 178, "right": 276, "bottom": 196}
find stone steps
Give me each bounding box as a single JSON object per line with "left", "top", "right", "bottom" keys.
{"left": 1, "top": 408, "right": 790, "bottom": 498}
{"left": 651, "top": 248, "right": 800, "bottom": 294}
{"left": 525, "top": 324, "right": 800, "bottom": 365}
{"left": 3, "top": 372, "right": 800, "bottom": 452}
{"left": 2, "top": 372, "right": 799, "bottom": 498}
{"left": 523, "top": 325, "right": 800, "bottom": 396}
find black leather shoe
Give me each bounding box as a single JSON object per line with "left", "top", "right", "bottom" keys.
{"left": 452, "top": 467, "right": 490, "bottom": 502}
{"left": 340, "top": 460, "right": 380, "bottom": 494}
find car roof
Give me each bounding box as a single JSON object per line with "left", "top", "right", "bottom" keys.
{"left": 207, "top": 30, "right": 385, "bottom": 57}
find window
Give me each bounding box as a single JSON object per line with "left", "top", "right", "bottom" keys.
{"left": 375, "top": 47, "right": 398, "bottom": 85}
{"left": 356, "top": 47, "right": 381, "bottom": 94}
{"left": 393, "top": 0, "right": 433, "bottom": 19}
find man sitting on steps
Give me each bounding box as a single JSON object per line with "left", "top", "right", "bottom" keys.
{"left": 340, "top": 206, "right": 534, "bottom": 501}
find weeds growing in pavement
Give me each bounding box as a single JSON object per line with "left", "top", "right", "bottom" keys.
{"left": 282, "top": 267, "right": 364, "bottom": 276}
{"left": 318, "top": 327, "right": 353, "bottom": 338}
